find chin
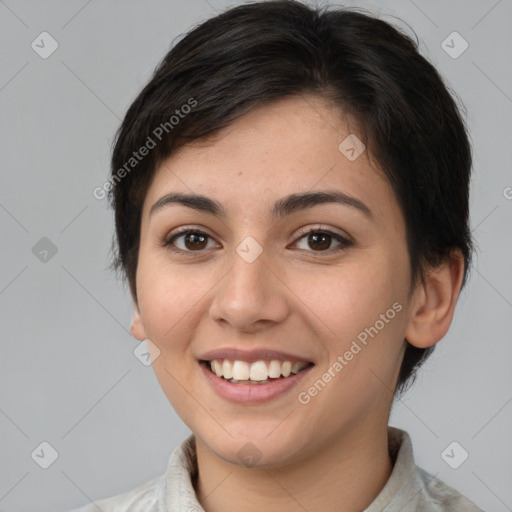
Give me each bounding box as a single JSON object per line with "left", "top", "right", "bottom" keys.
{"left": 199, "top": 426, "right": 311, "bottom": 469}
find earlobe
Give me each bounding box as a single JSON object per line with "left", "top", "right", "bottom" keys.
{"left": 404, "top": 251, "right": 465, "bottom": 349}
{"left": 130, "top": 302, "right": 147, "bottom": 341}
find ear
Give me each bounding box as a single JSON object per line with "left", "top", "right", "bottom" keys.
{"left": 404, "top": 250, "right": 465, "bottom": 349}
{"left": 130, "top": 301, "right": 147, "bottom": 341}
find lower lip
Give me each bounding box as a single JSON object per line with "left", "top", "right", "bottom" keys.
{"left": 199, "top": 362, "right": 313, "bottom": 404}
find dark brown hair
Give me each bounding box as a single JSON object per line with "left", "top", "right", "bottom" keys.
{"left": 107, "top": 0, "right": 473, "bottom": 396}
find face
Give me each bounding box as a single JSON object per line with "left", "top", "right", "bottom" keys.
{"left": 132, "top": 95, "right": 414, "bottom": 468}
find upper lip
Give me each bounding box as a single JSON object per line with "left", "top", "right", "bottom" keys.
{"left": 198, "top": 348, "right": 314, "bottom": 364}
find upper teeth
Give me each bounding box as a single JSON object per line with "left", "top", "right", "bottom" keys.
{"left": 209, "top": 359, "right": 309, "bottom": 381}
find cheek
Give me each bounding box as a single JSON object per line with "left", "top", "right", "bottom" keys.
{"left": 298, "top": 261, "right": 407, "bottom": 413}
{"left": 135, "top": 259, "right": 208, "bottom": 345}
{"left": 296, "top": 256, "right": 407, "bottom": 339}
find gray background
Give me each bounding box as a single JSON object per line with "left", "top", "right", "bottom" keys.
{"left": 0, "top": 0, "right": 510, "bottom": 511}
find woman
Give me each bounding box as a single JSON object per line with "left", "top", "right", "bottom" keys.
{"left": 74, "top": 1, "right": 482, "bottom": 510}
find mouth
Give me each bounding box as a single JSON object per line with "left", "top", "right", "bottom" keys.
{"left": 200, "top": 359, "right": 315, "bottom": 385}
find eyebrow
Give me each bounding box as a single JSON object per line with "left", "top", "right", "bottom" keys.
{"left": 149, "top": 190, "right": 373, "bottom": 220}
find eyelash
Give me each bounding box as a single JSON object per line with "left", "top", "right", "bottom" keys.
{"left": 162, "top": 226, "right": 353, "bottom": 255}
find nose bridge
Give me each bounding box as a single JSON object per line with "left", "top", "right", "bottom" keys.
{"left": 209, "top": 238, "right": 288, "bottom": 329}
{"left": 231, "top": 239, "right": 269, "bottom": 294}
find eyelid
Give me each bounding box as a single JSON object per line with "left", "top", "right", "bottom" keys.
{"left": 293, "top": 224, "right": 352, "bottom": 243}
{"left": 165, "top": 224, "right": 216, "bottom": 241}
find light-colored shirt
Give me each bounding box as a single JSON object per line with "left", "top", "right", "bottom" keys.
{"left": 70, "top": 427, "right": 484, "bottom": 511}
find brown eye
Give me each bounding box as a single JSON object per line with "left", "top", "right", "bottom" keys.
{"left": 293, "top": 228, "right": 352, "bottom": 253}
{"left": 307, "top": 233, "right": 332, "bottom": 251}
{"left": 165, "top": 229, "right": 217, "bottom": 252}
{"left": 183, "top": 232, "right": 208, "bottom": 250}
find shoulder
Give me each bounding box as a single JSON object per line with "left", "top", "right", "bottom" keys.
{"left": 381, "top": 427, "right": 484, "bottom": 512}
{"left": 69, "top": 474, "right": 163, "bottom": 512}
{"left": 68, "top": 435, "right": 198, "bottom": 512}
{"left": 415, "top": 466, "right": 485, "bottom": 512}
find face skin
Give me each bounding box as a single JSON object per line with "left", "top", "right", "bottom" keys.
{"left": 131, "top": 95, "right": 464, "bottom": 512}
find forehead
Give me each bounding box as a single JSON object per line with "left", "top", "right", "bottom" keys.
{"left": 142, "top": 95, "right": 400, "bottom": 225}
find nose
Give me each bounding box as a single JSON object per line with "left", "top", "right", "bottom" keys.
{"left": 208, "top": 244, "right": 290, "bottom": 333}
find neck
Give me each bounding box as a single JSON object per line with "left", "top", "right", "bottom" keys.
{"left": 193, "top": 423, "right": 393, "bottom": 512}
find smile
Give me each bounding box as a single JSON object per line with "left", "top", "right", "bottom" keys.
{"left": 205, "top": 359, "right": 313, "bottom": 384}
{"left": 199, "top": 357, "right": 314, "bottom": 403}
